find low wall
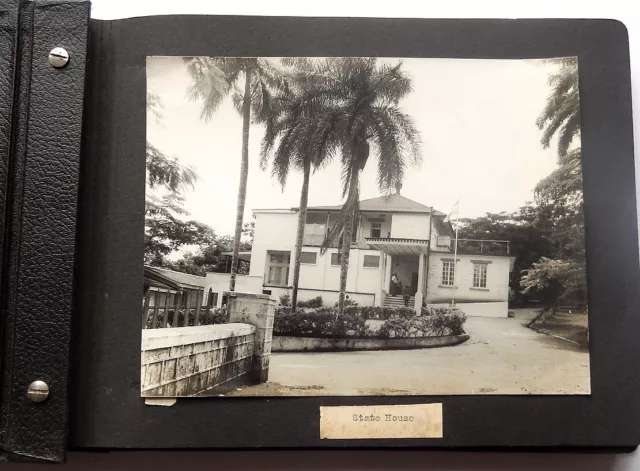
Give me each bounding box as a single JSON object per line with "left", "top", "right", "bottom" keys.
{"left": 141, "top": 324, "right": 256, "bottom": 397}
{"left": 272, "top": 334, "right": 469, "bottom": 352}
{"left": 428, "top": 301, "right": 508, "bottom": 318}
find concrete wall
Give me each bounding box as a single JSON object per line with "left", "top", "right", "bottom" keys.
{"left": 428, "top": 302, "right": 509, "bottom": 318}
{"left": 141, "top": 324, "right": 256, "bottom": 397}
{"left": 226, "top": 293, "right": 276, "bottom": 383}
{"left": 141, "top": 293, "right": 275, "bottom": 397}
{"left": 204, "top": 273, "right": 263, "bottom": 307}
{"left": 391, "top": 213, "right": 430, "bottom": 239}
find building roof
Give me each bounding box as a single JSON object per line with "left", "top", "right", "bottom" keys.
{"left": 143, "top": 266, "right": 206, "bottom": 291}
{"left": 306, "top": 193, "right": 444, "bottom": 215}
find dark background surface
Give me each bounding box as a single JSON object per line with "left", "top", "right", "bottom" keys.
{"left": 70, "top": 15, "right": 639, "bottom": 449}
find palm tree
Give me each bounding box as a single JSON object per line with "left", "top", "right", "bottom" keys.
{"left": 185, "top": 57, "right": 284, "bottom": 290}
{"left": 264, "top": 58, "right": 422, "bottom": 315}
{"left": 536, "top": 58, "right": 580, "bottom": 157}
{"left": 535, "top": 58, "right": 584, "bottom": 258}
{"left": 259, "top": 62, "right": 335, "bottom": 311}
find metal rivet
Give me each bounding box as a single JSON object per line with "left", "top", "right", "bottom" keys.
{"left": 48, "top": 47, "right": 69, "bottom": 68}
{"left": 27, "top": 380, "right": 49, "bottom": 403}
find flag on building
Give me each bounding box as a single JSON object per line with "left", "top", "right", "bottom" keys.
{"left": 443, "top": 199, "right": 459, "bottom": 223}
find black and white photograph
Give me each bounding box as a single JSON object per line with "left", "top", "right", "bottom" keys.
{"left": 141, "top": 56, "right": 589, "bottom": 397}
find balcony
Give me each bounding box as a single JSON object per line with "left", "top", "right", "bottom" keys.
{"left": 437, "top": 237, "right": 511, "bottom": 256}
{"left": 365, "top": 237, "right": 430, "bottom": 255}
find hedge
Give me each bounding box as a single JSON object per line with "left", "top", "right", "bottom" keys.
{"left": 273, "top": 310, "right": 369, "bottom": 338}
{"left": 378, "top": 308, "right": 466, "bottom": 338}
{"left": 297, "top": 296, "right": 323, "bottom": 308}
{"left": 273, "top": 306, "right": 466, "bottom": 339}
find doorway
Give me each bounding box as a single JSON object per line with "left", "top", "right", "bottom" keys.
{"left": 411, "top": 272, "right": 418, "bottom": 294}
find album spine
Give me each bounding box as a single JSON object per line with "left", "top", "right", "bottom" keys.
{"left": 0, "top": 0, "right": 89, "bottom": 463}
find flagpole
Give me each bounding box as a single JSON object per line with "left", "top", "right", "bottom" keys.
{"left": 451, "top": 202, "right": 459, "bottom": 307}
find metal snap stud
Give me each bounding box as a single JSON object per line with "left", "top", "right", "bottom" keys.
{"left": 48, "top": 47, "right": 69, "bottom": 68}
{"left": 27, "top": 380, "right": 49, "bottom": 403}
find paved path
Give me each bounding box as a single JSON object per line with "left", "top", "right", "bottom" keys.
{"left": 230, "top": 309, "right": 590, "bottom": 396}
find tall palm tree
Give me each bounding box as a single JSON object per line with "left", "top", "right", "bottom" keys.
{"left": 535, "top": 58, "right": 584, "bottom": 258}
{"left": 259, "top": 62, "right": 336, "bottom": 311}
{"left": 536, "top": 58, "right": 580, "bottom": 157}
{"left": 264, "top": 58, "right": 422, "bottom": 315}
{"left": 185, "top": 57, "right": 284, "bottom": 290}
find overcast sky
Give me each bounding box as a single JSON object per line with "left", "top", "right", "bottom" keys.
{"left": 147, "top": 56, "right": 570, "bottom": 237}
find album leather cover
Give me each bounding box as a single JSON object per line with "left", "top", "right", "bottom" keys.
{"left": 1, "top": 0, "right": 639, "bottom": 463}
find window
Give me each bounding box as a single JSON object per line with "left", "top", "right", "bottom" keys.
{"left": 303, "top": 212, "right": 327, "bottom": 246}
{"left": 363, "top": 255, "right": 380, "bottom": 268}
{"left": 442, "top": 261, "right": 455, "bottom": 286}
{"left": 330, "top": 253, "right": 342, "bottom": 266}
{"left": 266, "top": 251, "right": 290, "bottom": 286}
{"left": 473, "top": 263, "right": 488, "bottom": 288}
{"left": 370, "top": 222, "right": 382, "bottom": 238}
{"left": 299, "top": 251, "right": 317, "bottom": 264}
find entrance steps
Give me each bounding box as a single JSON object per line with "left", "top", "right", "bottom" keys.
{"left": 383, "top": 295, "right": 415, "bottom": 308}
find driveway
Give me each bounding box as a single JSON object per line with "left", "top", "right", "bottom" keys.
{"left": 229, "top": 309, "right": 590, "bottom": 396}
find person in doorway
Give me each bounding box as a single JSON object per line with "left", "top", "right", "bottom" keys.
{"left": 403, "top": 283, "right": 412, "bottom": 307}
{"left": 391, "top": 273, "right": 399, "bottom": 296}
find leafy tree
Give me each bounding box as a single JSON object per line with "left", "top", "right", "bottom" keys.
{"left": 520, "top": 257, "right": 586, "bottom": 315}
{"left": 144, "top": 194, "right": 217, "bottom": 265}
{"left": 535, "top": 58, "right": 584, "bottom": 259}
{"left": 242, "top": 220, "right": 255, "bottom": 244}
{"left": 519, "top": 58, "right": 587, "bottom": 310}
{"left": 145, "top": 91, "right": 205, "bottom": 264}
{"left": 146, "top": 142, "right": 198, "bottom": 193}
{"left": 185, "top": 57, "right": 285, "bottom": 292}
{"left": 458, "top": 206, "right": 553, "bottom": 302}
{"left": 262, "top": 58, "right": 421, "bottom": 315}
{"left": 166, "top": 233, "right": 253, "bottom": 276}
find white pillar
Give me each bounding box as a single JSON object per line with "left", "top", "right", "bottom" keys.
{"left": 385, "top": 254, "right": 393, "bottom": 292}
{"left": 415, "top": 253, "right": 425, "bottom": 314}
{"left": 377, "top": 253, "right": 386, "bottom": 307}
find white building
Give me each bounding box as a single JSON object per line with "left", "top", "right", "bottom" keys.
{"left": 205, "top": 191, "right": 515, "bottom": 317}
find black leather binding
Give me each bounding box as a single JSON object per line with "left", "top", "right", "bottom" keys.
{"left": 0, "top": 0, "right": 89, "bottom": 463}
{"left": 0, "top": 1, "right": 20, "bottom": 329}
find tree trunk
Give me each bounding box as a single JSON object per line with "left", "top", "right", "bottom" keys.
{"left": 337, "top": 167, "right": 359, "bottom": 315}
{"left": 291, "top": 158, "right": 311, "bottom": 312}
{"left": 229, "top": 68, "right": 253, "bottom": 291}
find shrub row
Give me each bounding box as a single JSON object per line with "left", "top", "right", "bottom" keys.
{"left": 298, "top": 296, "right": 323, "bottom": 308}
{"left": 273, "top": 310, "right": 369, "bottom": 338}
{"left": 273, "top": 307, "right": 466, "bottom": 339}
{"left": 279, "top": 294, "right": 324, "bottom": 308}
{"left": 378, "top": 309, "right": 466, "bottom": 338}
{"left": 275, "top": 305, "right": 415, "bottom": 320}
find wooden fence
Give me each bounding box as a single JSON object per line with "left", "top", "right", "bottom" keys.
{"left": 142, "top": 287, "right": 220, "bottom": 329}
